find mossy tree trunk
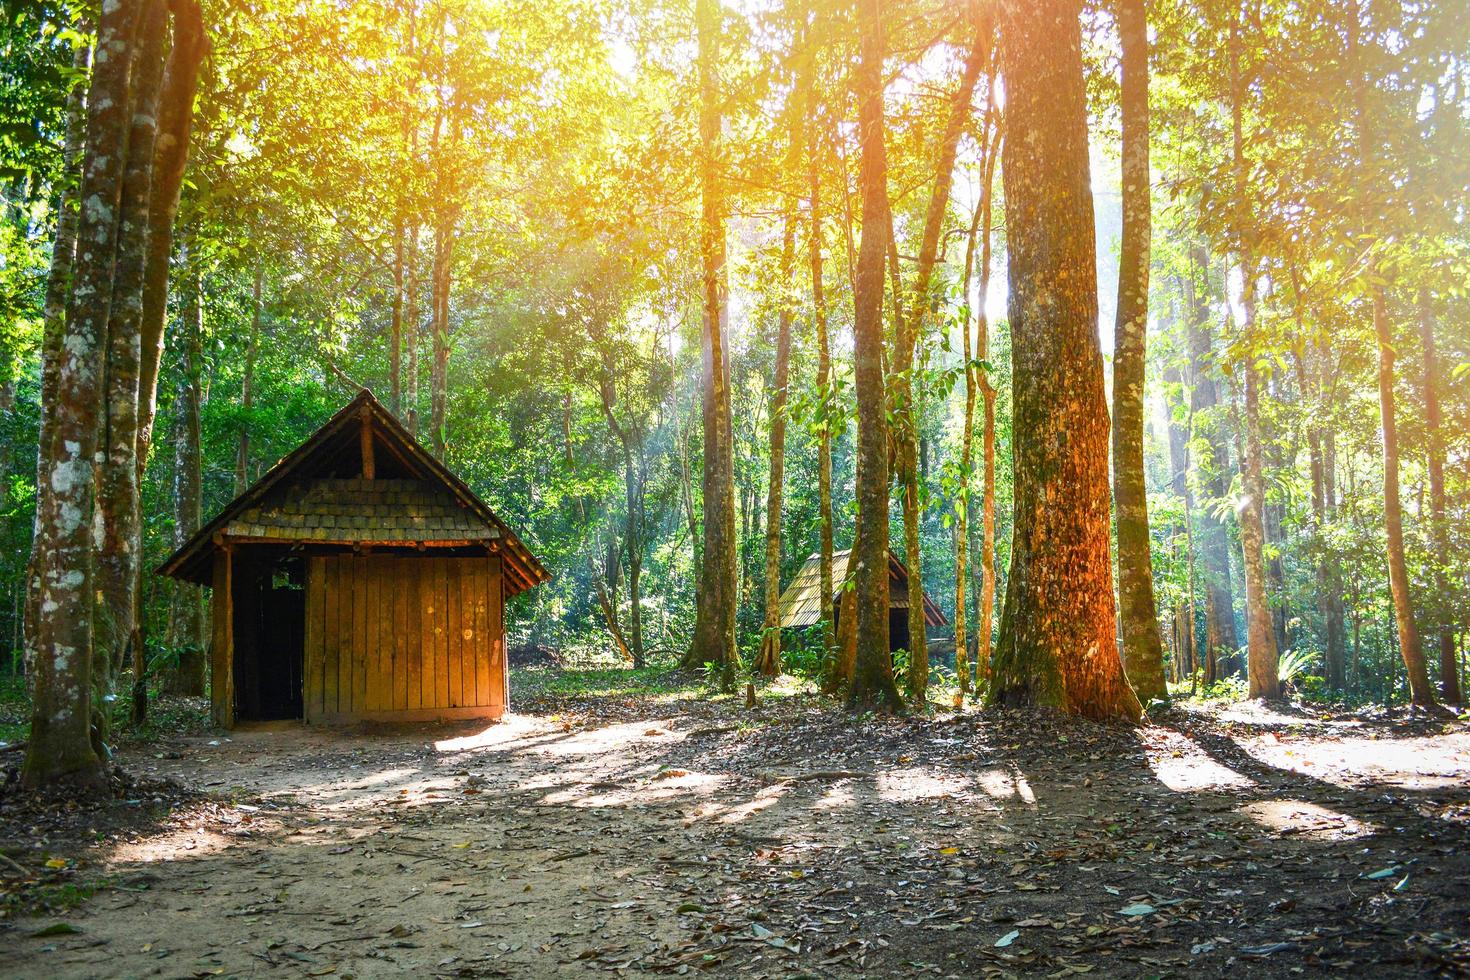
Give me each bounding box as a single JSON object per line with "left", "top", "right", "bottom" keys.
{"left": 987, "top": 0, "right": 1140, "bottom": 722}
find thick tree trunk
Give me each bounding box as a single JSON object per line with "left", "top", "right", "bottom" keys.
{"left": 988, "top": 0, "right": 1140, "bottom": 721}
{"left": 25, "top": 38, "right": 90, "bottom": 685}
{"left": 166, "top": 265, "right": 205, "bottom": 695}
{"left": 1418, "top": 290, "right": 1458, "bottom": 703}
{"left": 756, "top": 211, "right": 796, "bottom": 677}
{"left": 845, "top": 0, "right": 901, "bottom": 713}
{"left": 23, "top": 0, "right": 143, "bottom": 790}
{"left": 685, "top": 0, "right": 739, "bottom": 683}
{"left": 1111, "top": 0, "right": 1166, "bottom": 705}
{"left": 97, "top": 0, "right": 168, "bottom": 730}
{"left": 892, "top": 8, "right": 988, "bottom": 704}
{"left": 236, "top": 265, "right": 262, "bottom": 495}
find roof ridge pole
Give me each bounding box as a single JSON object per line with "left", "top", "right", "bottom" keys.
{"left": 360, "top": 405, "right": 376, "bottom": 481}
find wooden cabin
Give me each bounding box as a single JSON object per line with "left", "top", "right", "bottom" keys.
{"left": 777, "top": 548, "right": 946, "bottom": 654}
{"left": 159, "top": 390, "right": 548, "bottom": 728}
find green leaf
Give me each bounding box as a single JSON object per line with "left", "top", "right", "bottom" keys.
{"left": 32, "top": 923, "right": 82, "bottom": 937}
{"left": 994, "top": 929, "right": 1020, "bottom": 947}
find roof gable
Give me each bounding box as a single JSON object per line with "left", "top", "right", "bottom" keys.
{"left": 777, "top": 548, "right": 946, "bottom": 629}
{"left": 158, "top": 389, "right": 548, "bottom": 594}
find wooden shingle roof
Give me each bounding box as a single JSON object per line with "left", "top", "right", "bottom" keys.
{"left": 225, "top": 478, "right": 499, "bottom": 543}
{"left": 777, "top": 548, "right": 947, "bottom": 629}
{"left": 158, "top": 389, "right": 548, "bottom": 595}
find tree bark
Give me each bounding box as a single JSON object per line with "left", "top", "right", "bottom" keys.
{"left": 1348, "top": 0, "right": 1435, "bottom": 707}
{"left": 1373, "top": 289, "right": 1434, "bottom": 705}
{"left": 987, "top": 0, "right": 1140, "bottom": 721}
{"left": 135, "top": 0, "right": 206, "bottom": 481}
{"left": 756, "top": 210, "right": 796, "bottom": 677}
{"left": 390, "top": 217, "right": 404, "bottom": 415}
{"left": 1418, "top": 289, "right": 1458, "bottom": 703}
{"left": 429, "top": 209, "right": 454, "bottom": 458}
{"left": 405, "top": 225, "right": 421, "bottom": 436}
{"left": 1185, "top": 251, "right": 1236, "bottom": 682}
{"left": 685, "top": 0, "right": 740, "bottom": 684}
{"left": 845, "top": 0, "right": 902, "bottom": 713}
{"left": 807, "top": 21, "right": 837, "bottom": 683}
{"left": 96, "top": 0, "right": 168, "bottom": 731}
{"left": 25, "top": 38, "right": 90, "bottom": 685}
{"left": 1111, "top": 0, "right": 1166, "bottom": 705}
{"left": 166, "top": 261, "right": 205, "bottom": 695}
{"left": 957, "top": 79, "right": 1000, "bottom": 697}
{"left": 24, "top": 0, "right": 143, "bottom": 790}
{"left": 236, "top": 265, "right": 262, "bottom": 495}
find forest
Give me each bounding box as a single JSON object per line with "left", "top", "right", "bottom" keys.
{"left": 1, "top": 0, "right": 1468, "bottom": 975}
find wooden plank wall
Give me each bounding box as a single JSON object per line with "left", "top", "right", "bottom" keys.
{"left": 304, "top": 555, "right": 504, "bottom": 722}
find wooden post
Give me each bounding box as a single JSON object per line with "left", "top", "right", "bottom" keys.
{"left": 360, "top": 408, "right": 375, "bottom": 480}
{"left": 210, "top": 543, "right": 235, "bottom": 728}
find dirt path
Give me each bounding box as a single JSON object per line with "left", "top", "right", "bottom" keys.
{"left": 3, "top": 687, "right": 1469, "bottom": 978}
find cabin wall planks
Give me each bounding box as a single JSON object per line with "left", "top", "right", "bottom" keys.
{"left": 302, "top": 554, "right": 505, "bottom": 723}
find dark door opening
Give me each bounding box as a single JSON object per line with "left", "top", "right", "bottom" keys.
{"left": 233, "top": 552, "right": 306, "bottom": 720}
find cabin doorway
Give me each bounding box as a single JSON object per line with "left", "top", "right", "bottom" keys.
{"left": 233, "top": 551, "right": 306, "bottom": 721}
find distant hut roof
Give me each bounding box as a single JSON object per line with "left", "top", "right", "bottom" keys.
{"left": 158, "top": 389, "right": 549, "bottom": 594}
{"left": 777, "top": 548, "right": 947, "bottom": 629}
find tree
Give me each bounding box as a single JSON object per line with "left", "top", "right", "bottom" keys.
{"left": 1228, "top": 13, "right": 1277, "bottom": 701}
{"left": 987, "top": 0, "right": 1140, "bottom": 721}
{"left": 1111, "top": 0, "right": 1166, "bottom": 704}
{"left": 845, "top": 0, "right": 902, "bottom": 713}
{"left": 686, "top": 0, "right": 739, "bottom": 684}
{"left": 891, "top": 4, "right": 988, "bottom": 704}
{"left": 1349, "top": 0, "right": 1435, "bottom": 709}
{"left": 23, "top": 0, "right": 142, "bottom": 790}
{"left": 165, "top": 255, "right": 205, "bottom": 696}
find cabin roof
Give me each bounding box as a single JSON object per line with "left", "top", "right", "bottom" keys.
{"left": 158, "top": 389, "right": 549, "bottom": 595}
{"left": 777, "top": 548, "right": 947, "bottom": 629}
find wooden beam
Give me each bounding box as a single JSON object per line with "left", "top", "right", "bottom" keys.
{"left": 360, "top": 409, "right": 376, "bottom": 480}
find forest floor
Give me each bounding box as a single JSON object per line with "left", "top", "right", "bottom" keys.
{"left": 2, "top": 668, "right": 1469, "bottom": 979}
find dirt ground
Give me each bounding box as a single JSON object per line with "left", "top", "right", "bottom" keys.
{"left": 3, "top": 676, "right": 1469, "bottom": 978}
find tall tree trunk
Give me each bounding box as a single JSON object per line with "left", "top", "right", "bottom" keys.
{"left": 166, "top": 262, "right": 205, "bottom": 695}
{"left": 988, "top": 0, "right": 1140, "bottom": 721}
{"left": 135, "top": 0, "right": 206, "bottom": 481}
{"left": 1418, "top": 290, "right": 1458, "bottom": 703}
{"left": 756, "top": 13, "right": 808, "bottom": 679}
{"left": 1349, "top": 1, "right": 1434, "bottom": 708}
{"left": 24, "top": 38, "right": 90, "bottom": 685}
{"left": 1373, "top": 289, "right": 1434, "bottom": 705}
{"left": 390, "top": 217, "right": 405, "bottom": 415}
{"left": 406, "top": 225, "right": 421, "bottom": 436}
{"left": 429, "top": 209, "right": 454, "bottom": 458}
{"left": 1111, "top": 0, "right": 1166, "bottom": 705}
{"left": 685, "top": 0, "right": 739, "bottom": 683}
{"left": 756, "top": 211, "right": 796, "bottom": 677}
{"left": 845, "top": 0, "right": 901, "bottom": 712}
{"left": 892, "top": 6, "right": 988, "bottom": 704}
{"left": 1185, "top": 251, "right": 1236, "bottom": 682}
{"left": 23, "top": 0, "right": 143, "bottom": 790}
{"left": 97, "top": 0, "right": 169, "bottom": 732}
{"left": 807, "top": 25, "right": 836, "bottom": 682}
{"left": 236, "top": 265, "right": 262, "bottom": 495}
{"left": 1227, "top": 15, "right": 1277, "bottom": 701}
{"left": 957, "top": 81, "right": 1000, "bottom": 697}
